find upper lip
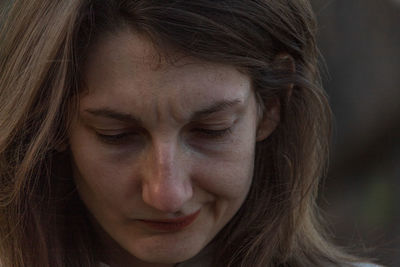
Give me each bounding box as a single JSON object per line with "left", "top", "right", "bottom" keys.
{"left": 139, "top": 209, "right": 201, "bottom": 223}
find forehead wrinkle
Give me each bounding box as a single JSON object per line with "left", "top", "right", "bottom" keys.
{"left": 149, "top": 89, "right": 189, "bottom": 127}
{"left": 153, "top": 70, "right": 252, "bottom": 127}
{"left": 145, "top": 93, "right": 250, "bottom": 131}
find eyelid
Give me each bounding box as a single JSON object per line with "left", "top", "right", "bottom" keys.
{"left": 192, "top": 115, "right": 239, "bottom": 128}
{"left": 95, "top": 131, "right": 140, "bottom": 145}
{"left": 193, "top": 116, "right": 236, "bottom": 124}
{"left": 93, "top": 125, "right": 143, "bottom": 133}
{"left": 92, "top": 125, "right": 144, "bottom": 145}
{"left": 95, "top": 129, "right": 131, "bottom": 134}
{"left": 194, "top": 127, "right": 232, "bottom": 137}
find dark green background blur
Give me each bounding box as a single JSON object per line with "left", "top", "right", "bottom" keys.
{"left": 312, "top": 0, "right": 400, "bottom": 266}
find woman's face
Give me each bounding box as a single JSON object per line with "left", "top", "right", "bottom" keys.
{"left": 68, "top": 31, "right": 276, "bottom": 266}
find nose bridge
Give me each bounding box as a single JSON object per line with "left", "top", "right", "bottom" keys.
{"left": 148, "top": 140, "right": 179, "bottom": 185}
{"left": 142, "top": 137, "right": 193, "bottom": 213}
{"left": 153, "top": 139, "right": 176, "bottom": 182}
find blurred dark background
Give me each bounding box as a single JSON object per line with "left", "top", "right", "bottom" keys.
{"left": 311, "top": 0, "right": 400, "bottom": 266}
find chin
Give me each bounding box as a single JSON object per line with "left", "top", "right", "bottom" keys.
{"left": 130, "top": 240, "right": 203, "bottom": 264}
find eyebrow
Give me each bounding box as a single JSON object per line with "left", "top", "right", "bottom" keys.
{"left": 190, "top": 99, "right": 243, "bottom": 120}
{"left": 84, "top": 108, "right": 144, "bottom": 124}
{"left": 84, "top": 98, "right": 243, "bottom": 123}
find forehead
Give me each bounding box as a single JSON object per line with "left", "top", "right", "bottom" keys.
{"left": 81, "top": 30, "right": 252, "bottom": 121}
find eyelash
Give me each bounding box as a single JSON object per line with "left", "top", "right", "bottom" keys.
{"left": 96, "top": 132, "right": 135, "bottom": 145}
{"left": 96, "top": 127, "right": 232, "bottom": 145}
{"left": 193, "top": 127, "right": 232, "bottom": 139}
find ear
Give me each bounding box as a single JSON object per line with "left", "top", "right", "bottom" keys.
{"left": 55, "top": 140, "right": 68, "bottom": 152}
{"left": 256, "top": 53, "right": 294, "bottom": 141}
{"left": 273, "top": 53, "right": 295, "bottom": 99}
{"left": 256, "top": 97, "right": 280, "bottom": 142}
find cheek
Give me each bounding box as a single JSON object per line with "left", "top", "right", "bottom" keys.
{"left": 196, "top": 165, "right": 253, "bottom": 202}
{"left": 72, "top": 154, "right": 130, "bottom": 197}
{"left": 194, "top": 137, "right": 256, "bottom": 200}
{"left": 69, "top": 126, "right": 137, "bottom": 213}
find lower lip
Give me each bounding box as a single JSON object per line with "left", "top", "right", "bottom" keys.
{"left": 138, "top": 210, "right": 201, "bottom": 232}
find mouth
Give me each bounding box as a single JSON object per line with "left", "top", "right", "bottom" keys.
{"left": 138, "top": 209, "right": 201, "bottom": 232}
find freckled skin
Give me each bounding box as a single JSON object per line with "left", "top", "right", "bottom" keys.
{"left": 68, "top": 31, "right": 275, "bottom": 267}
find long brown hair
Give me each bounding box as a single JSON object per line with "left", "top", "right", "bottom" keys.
{"left": 1, "top": 0, "right": 363, "bottom": 266}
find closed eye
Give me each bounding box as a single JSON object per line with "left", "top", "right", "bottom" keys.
{"left": 96, "top": 132, "right": 138, "bottom": 145}
{"left": 193, "top": 127, "right": 232, "bottom": 139}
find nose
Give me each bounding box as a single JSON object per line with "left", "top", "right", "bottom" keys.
{"left": 141, "top": 139, "right": 193, "bottom": 213}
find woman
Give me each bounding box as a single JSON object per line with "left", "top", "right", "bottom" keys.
{"left": 0, "top": 0, "right": 380, "bottom": 266}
